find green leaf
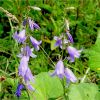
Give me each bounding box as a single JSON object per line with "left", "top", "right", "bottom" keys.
{"left": 68, "top": 83, "right": 99, "bottom": 100}
{"left": 88, "top": 29, "right": 100, "bottom": 73}
{"left": 31, "top": 72, "right": 64, "bottom": 100}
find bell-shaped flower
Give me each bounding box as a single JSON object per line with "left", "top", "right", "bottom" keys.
{"left": 67, "top": 46, "right": 82, "bottom": 62}
{"left": 66, "top": 31, "right": 73, "bottom": 43}
{"left": 30, "top": 36, "right": 42, "bottom": 51}
{"left": 51, "top": 60, "right": 64, "bottom": 78}
{"left": 54, "top": 36, "right": 62, "bottom": 48}
{"left": 17, "top": 46, "right": 37, "bottom": 59}
{"left": 24, "top": 67, "right": 34, "bottom": 82}
{"left": 15, "top": 84, "right": 24, "bottom": 97}
{"left": 13, "top": 29, "right": 26, "bottom": 43}
{"left": 18, "top": 56, "right": 29, "bottom": 77}
{"left": 54, "top": 36, "right": 68, "bottom": 49}
{"left": 64, "top": 68, "right": 77, "bottom": 83}
{"left": 24, "top": 67, "right": 35, "bottom": 91}
{"left": 18, "top": 56, "right": 35, "bottom": 92}
{"left": 28, "top": 18, "right": 40, "bottom": 30}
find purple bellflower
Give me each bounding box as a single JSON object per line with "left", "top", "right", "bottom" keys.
{"left": 15, "top": 84, "right": 24, "bottom": 97}
{"left": 66, "top": 31, "right": 73, "bottom": 43}
{"left": 24, "top": 67, "right": 34, "bottom": 82}
{"left": 64, "top": 68, "right": 77, "bottom": 83}
{"left": 17, "top": 46, "right": 37, "bottom": 59}
{"left": 18, "top": 47, "right": 35, "bottom": 92}
{"left": 51, "top": 60, "right": 64, "bottom": 78}
{"left": 30, "top": 36, "right": 42, "bottom": 51}
{"left": 18, "top": 56, "right": 29, "bottom": 77}
{"left": 54, "top": 36, "right": 68, "bottom": 49}
{"left": 51, "top": 60, "right": 77, "bottom": 85}
{"left": 13, "top": 29, "right": 26, "bottom": 43}
{"left": 67, "top": 46, "right": 82, "bottom": 62}
{"left": 54, "top": 36, "right": 62, "bottom": 48}
{"left": 24, "top": 67, "right": 35, "bottom": 91}
{"left": 18, "top": 56, "right": 35, "bottom": 91}
{"left": 28, "top": 18, "right": 40, "bottom": 30}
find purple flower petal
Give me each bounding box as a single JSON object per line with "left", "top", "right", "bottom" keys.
{"left": 67, "top": 46, "right": 82, "bottom": 62}
{"left": 13, "top": 30, "right": 26, "bottom": 43}
{"left": 24, "top": 67, "right": 34, "bottom": 82}
{"left": 26, "top": 82, "right": 35, "bottom": 91}
{"left": 15, "top": 84, "right": 24, "bottom": 97}
{"left": 18, "top": 46, "right": 37, "bottom": 58}
{"left": 30, "top": 36, "right": 42, "bottom": 51}
{"left": 23, "top": 19, "right": 27, "bottom": 26}
{"left": 64, "top": 68, "right": 77, "bottom": 83}
{"left": 18, "top": 56, "right": 29, "bottom": 77}
{"left": 23, "top": 46, "right": 37, "bottom": 58}
{"left": 55, "top": 39, "right": 62, "bottom": 47}
{"left": 33, "top": 22, "right": 40, "bottom": 29}
{"left": 54, "top": 36, "right": 68, "bottom": 49}
{"left": 54, "top": 36, "right": 62, "bottom": 48}
{"left": 24, "top": 67, "right": 35, "bottom": 91}
{"left": 28, "top": 18, "right": 40, "bottom": 30}
{"left": 66, "top": 31, "right": 73, "bottom": 43}
{"left": 51, "top": 60, "right": 64, "bottom": 78}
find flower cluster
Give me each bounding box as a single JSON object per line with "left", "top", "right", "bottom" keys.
{"left": 51, "top": 60, "right": 77, "bottom": 84}
{"left": 52, "top": 20, "right": 82, "bottom": 84}
{"left": 54, "top": 20, "right": 82, "bottom": 62}
{"left": 13, "top": 18, "right": 42, "bottom": 97}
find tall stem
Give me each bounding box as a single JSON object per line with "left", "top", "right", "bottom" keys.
{"left": 40, "top": 46, "right": 55, "bottom": 68}
{"left": 81, "top": 67, "right": 90, "bottom": 83}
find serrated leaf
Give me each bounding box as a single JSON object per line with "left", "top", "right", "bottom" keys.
{"left": 68, "top": 83, "right": 99, "bottom": 100}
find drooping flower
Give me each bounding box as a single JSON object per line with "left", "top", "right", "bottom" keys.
{"left": 18, "top": 56, "right": 29, "bottom": 77}
{"left": 30, "top": 36, "right": 42, "bottom": 51}
{"left": 64, "top": 68, "right": 77, "bottom": 83}
{"left": 54, "top": 36, "right": 68, "bottom": 49}
{"left": 17, "top": 46, "right": 37, "bottom": 59}
{"left": 15, "top": 84, "right": 24, "bottom": 97}
{"left": 18, "top": 56, "right": 35, "bottom": 91}
{"left": 24, "top": 67, "right": 35, "bottom": 91}
{"left": 13, "top": 29, "right": 26, "bottom": 43}
{"left": 67, "top": 46, "right": 82, "bottom": 62}
{"left": 28, "top": 18, "right": 40, "bottom": 30}
{"left": 66, "top": 31, "right": 73, "bottom": 43}
{"left": 54, "top": 36, "right": 62, "bottom": 48}
{"left": 51, "top": 60, "right": 64, "bottom": 78}
{"left": 24, "top": 67, "right": 34, "bottom": 82}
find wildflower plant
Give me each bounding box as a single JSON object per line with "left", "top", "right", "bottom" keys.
{"left": 12, "top": 16, "right": 82, "bottom": 98}
{"left": 51, "top": 20, "right": 82, "bottom": 85}
{"left": 0, "top": 0, "right": 100, "bottom": 100}
{"left": 12, "top": 17, "right": 42, "bottom": 97}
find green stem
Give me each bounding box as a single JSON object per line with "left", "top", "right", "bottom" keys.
{"left": 62, "top": 79, "right": 67, "bottom": 99}
{"left": 8, "top": 18, "right": 14, "bottom": 40}
{"left": 81, "top": 67, "right": 90, "bottom": 83}
{"left": 0, "top": 69, "right": 10, "bottom": 77}
{"left": 40, "top": 46, "right": 55, "bottom": 68}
